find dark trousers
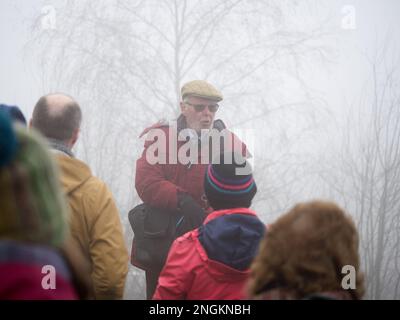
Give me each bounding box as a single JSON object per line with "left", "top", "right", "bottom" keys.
{"left": 145, "top": 266, "right": 163, "bottom": 299}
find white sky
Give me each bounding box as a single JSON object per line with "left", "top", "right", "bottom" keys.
{"left": 1, "top": 0, "right": 399, "bottom": 122}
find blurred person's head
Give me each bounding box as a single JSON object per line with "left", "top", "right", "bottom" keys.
{"left": 180, "top": 80, "right": 222, "bottom": 132}
{"left": 204, "top": 152, "right": 257, "bottom": 210}
{"left": 0, "top": 109, "right": 68, "bottom": 247}
{"left": 0, "top": 104, "right": 27, "bottom": 126}
{"left": 30, "top": 93, "right": 82, "bottom": 149}
{"left": 248, "top": 200, "right": 364, "bottom": 300}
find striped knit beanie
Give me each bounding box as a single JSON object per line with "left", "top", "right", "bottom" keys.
{"left": 0, "top": 111, "right": 68, "bottom": 247}
{"left": 204, "top": 152, "right": 257, "bottom": 210}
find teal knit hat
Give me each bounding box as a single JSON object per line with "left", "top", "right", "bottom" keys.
{"left": 0, "top": 112, "right": 68, "bottom": 247}
{"left": 0, "top": 110, "right": 18, "bottom": 167}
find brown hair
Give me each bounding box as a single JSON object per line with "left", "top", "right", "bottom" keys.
{"left": 248, "top": 201, "right": 365, "bottom": 299}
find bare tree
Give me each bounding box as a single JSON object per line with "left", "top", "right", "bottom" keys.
{"left": 28, "top": 0, "right": 333, "bottom": 299}
{"left": 320, "top": 46, "right": 400, "bottom": 299}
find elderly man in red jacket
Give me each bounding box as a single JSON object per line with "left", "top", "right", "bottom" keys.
{"left": 133, "top": 80, "right": 248, "bottom": 299}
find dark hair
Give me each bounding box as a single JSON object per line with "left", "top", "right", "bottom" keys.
{"left": 31, "top": 95, "right": 82, "bottom": 142}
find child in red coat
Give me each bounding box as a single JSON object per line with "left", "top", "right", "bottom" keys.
{"left": 153, "top": 152, "right": 265, "bottom": 300}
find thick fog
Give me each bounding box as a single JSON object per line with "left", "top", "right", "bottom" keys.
{"left": 1, "top": 0, "right": 399, "bottom": 299}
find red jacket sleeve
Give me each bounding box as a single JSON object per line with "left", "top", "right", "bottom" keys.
{"left": 135, "top": 153, "right": 180, "bottom": 210}
{"left": 135, "top": 127, "right": 184, "bottom": 210}
{"left": 152, "top": 235, "right": 196, "bottom": 300}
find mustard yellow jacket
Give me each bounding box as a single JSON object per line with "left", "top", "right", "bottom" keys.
{"left": 56, "top": 154, "right": 128, "bottom": 299}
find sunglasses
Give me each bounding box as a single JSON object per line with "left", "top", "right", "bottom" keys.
{"left": 185, "top": 101, "right": 219, "bottom": 113}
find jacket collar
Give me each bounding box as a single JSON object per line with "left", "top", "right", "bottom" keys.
{"left": 204, "top": 207, "right": 257, "bottom": 225}
{"left": 48, "top": 138, "right": 74, "bottom": 158}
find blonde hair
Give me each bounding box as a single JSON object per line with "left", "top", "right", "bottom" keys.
{"left": 0, "top": 127, "right": 68, "bottom": 247}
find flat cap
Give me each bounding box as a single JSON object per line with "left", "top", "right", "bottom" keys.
{"left": 181, "top": 80, "right": 223, "bottom": 102}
